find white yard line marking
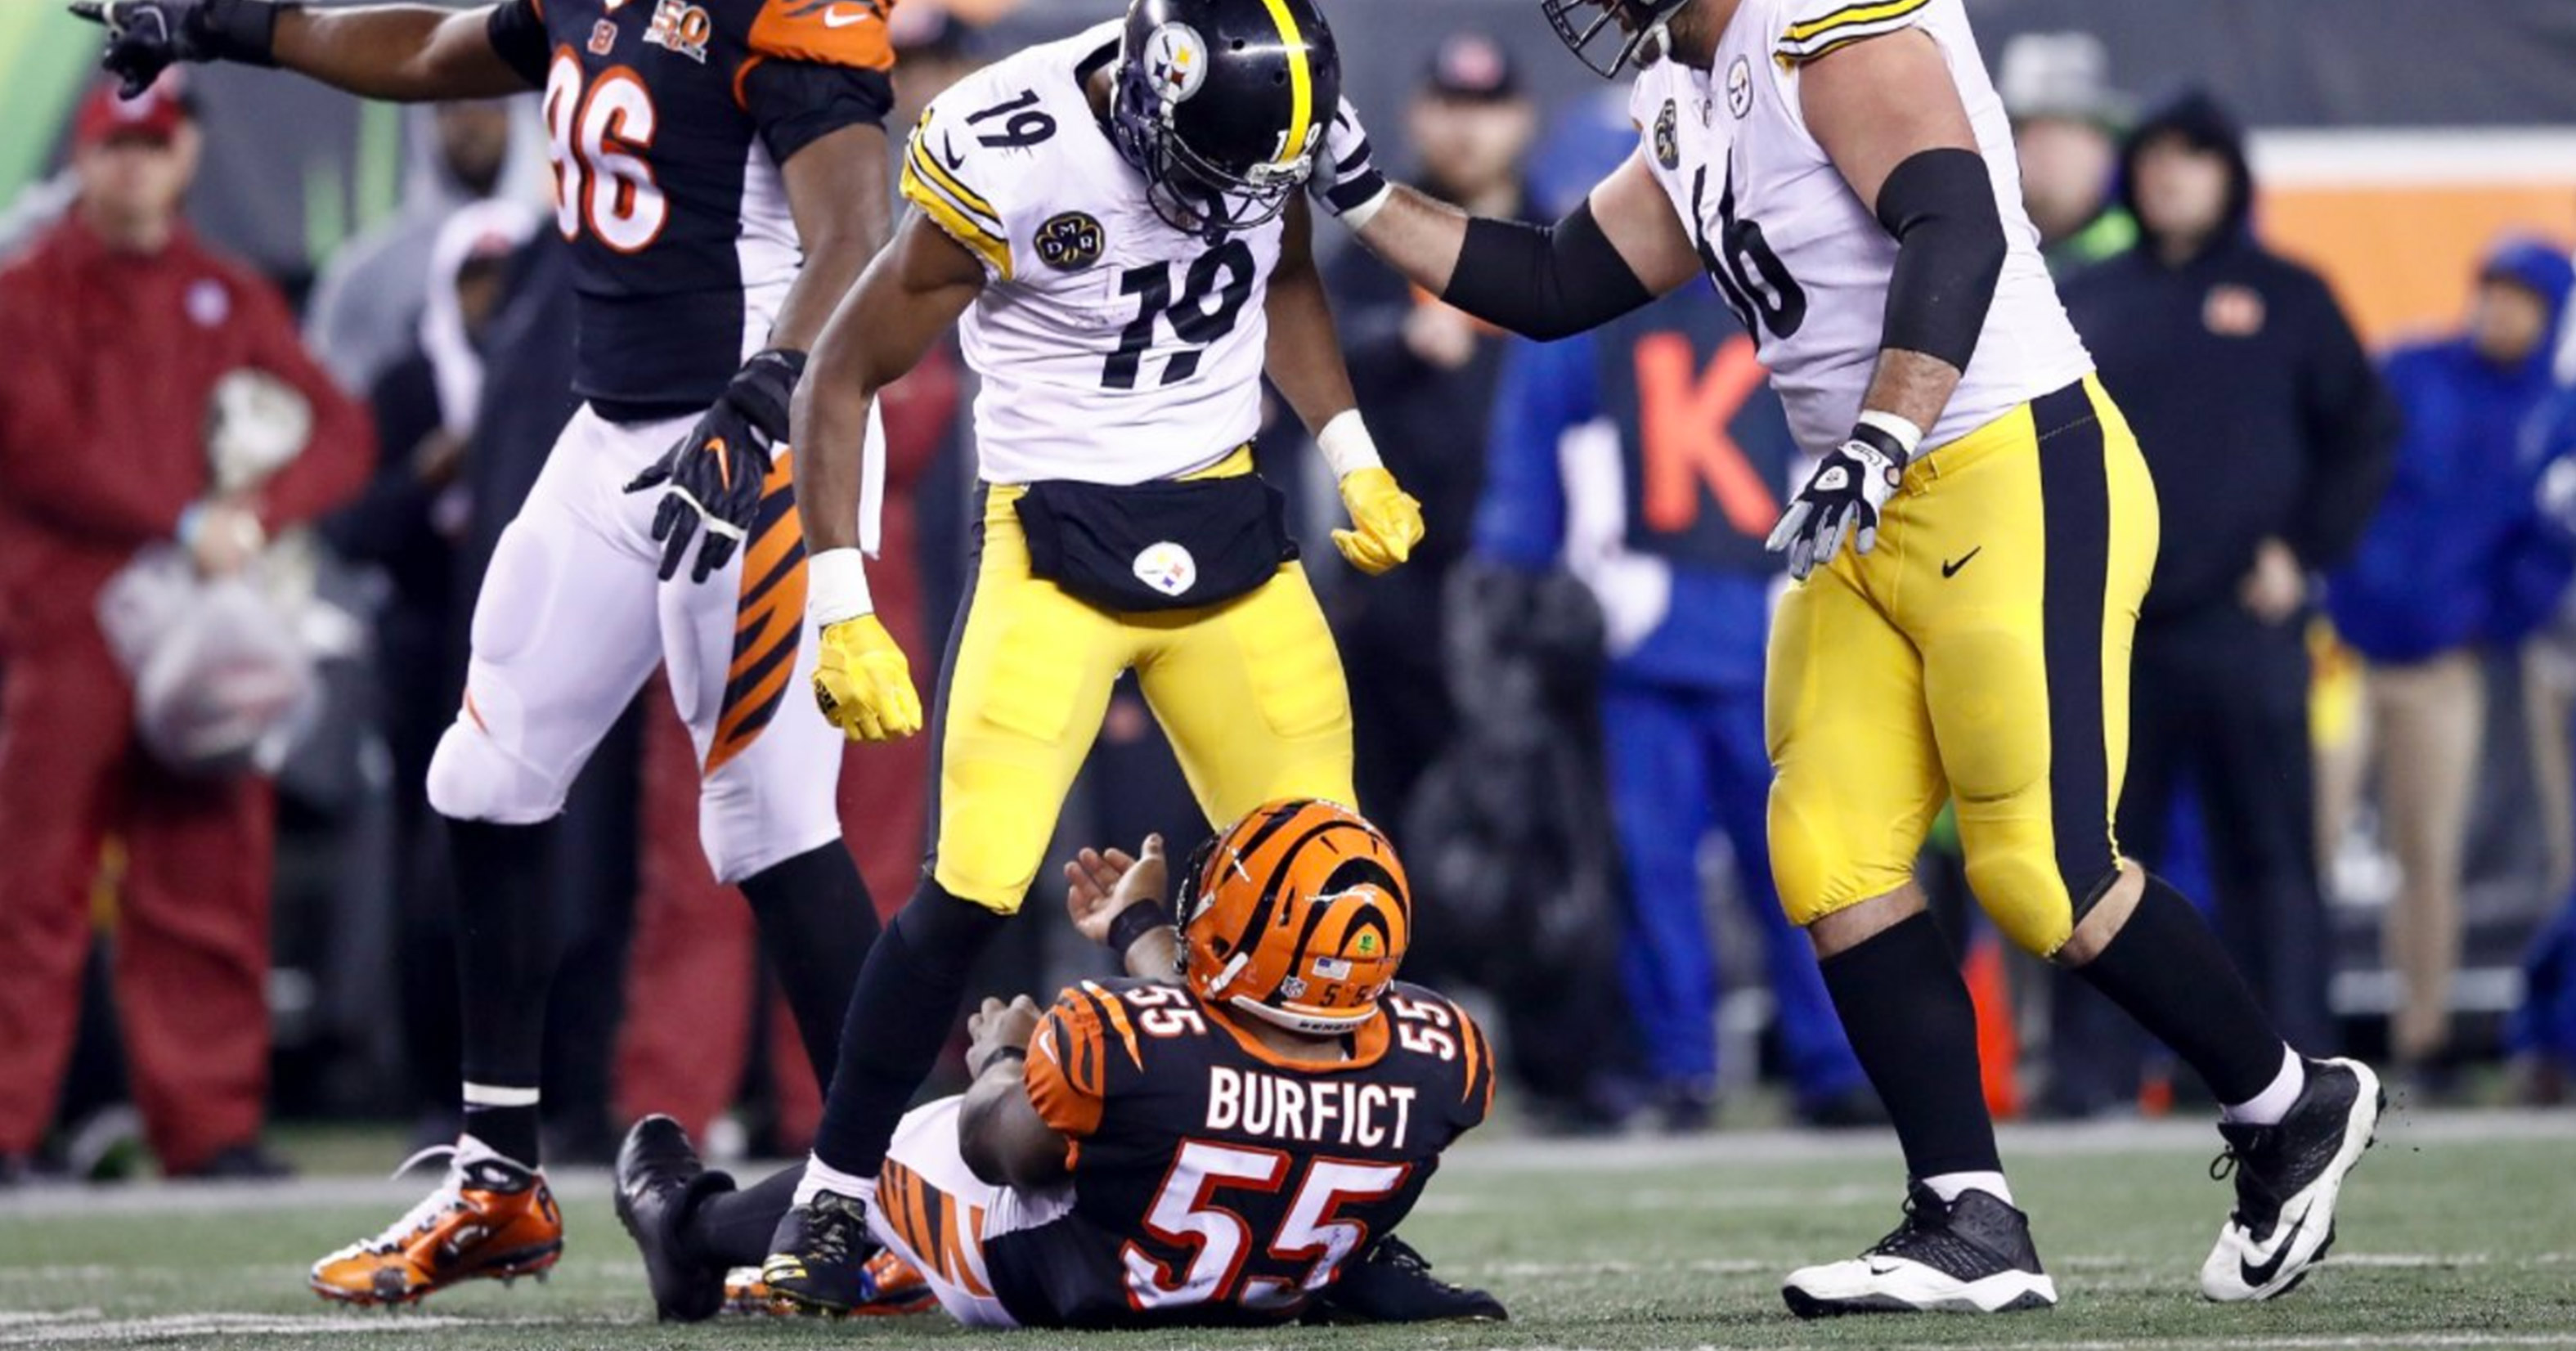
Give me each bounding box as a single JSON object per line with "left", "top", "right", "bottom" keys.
{"left": 0, "top": 1314, "right": 505, "bottom": 1345}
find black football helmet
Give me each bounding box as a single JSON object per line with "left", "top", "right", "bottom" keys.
{"left": 1542, "top": 0, "right": 1693, "bottom": 78}
{"left": 1111, "top": 0, "right": 1340, "bottom": 242}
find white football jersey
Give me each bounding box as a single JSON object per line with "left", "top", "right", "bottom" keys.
{"left": 1627, "top": 0, "right": 2092, "bottom": 454}
{"left": 900, "top": 22, "right": 1283, "bottom": 487}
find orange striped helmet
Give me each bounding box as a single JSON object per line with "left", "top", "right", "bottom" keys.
{"left": 1181, "top": 799, "right": 1411, "bottom": 1035}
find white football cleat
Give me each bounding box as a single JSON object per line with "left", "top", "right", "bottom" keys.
{"left": 2200, "top": 1057, "right": 2384, "bottom": 1303}
{"left": 1783, "top": 1184, "right": 2058, "bottom": 1318}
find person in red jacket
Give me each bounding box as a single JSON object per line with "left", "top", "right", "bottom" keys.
{"left": 0, "top": 75, "right": 370, "bottom": 1180}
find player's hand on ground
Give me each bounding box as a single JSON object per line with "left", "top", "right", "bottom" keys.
{"left": 1309, "top": 96, "right": 1391, "bottom": 225}
{"left": 70, "top": 0, "right": 264, "bottom": 97}
{"left": 966, "top": 995, "right": 1044, "bottom": 1076}
{"left": 1064, "top": 834, "right": 1168, "bottom": 945}
{"left": 1767, "top": 429, "right": 1909, "bottom": 581}
{"left": 811, "top": 614, "right": 922, "bottom": 743}
{"left": 1333, "top": 466, "right": 1424, "bottom": 576}
{"left": 625, "top": 349, "right": 801, "bottom": 584}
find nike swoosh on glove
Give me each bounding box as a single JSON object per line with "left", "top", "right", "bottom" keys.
{"left": 1766, "top": 425, "right": 1910, "bottom": 581}
{"left": 811, "top": 615, "right": 923, "bottom": 743}
{"left": 626, "top": 348, "right": 804, "bottom": 585}
{"left": 70, "top": 0, "right": 279, "bottom": 97}
{"left": 1333, "top": 466, "right": 1424, "bottom": 577}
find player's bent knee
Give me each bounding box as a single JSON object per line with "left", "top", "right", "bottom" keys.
{"left": 930, "top": 848, "right": 1034, "bottom": 916}
{"left": 1962, "top": 849, "right": 2076, "bottom": 958}
{"left": 425, "top": 719, "right": 567, "bottom": 826}
{"left": 694, "top": 781, "right": 840, "bottom": 886}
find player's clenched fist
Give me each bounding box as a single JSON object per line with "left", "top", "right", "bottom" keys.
{"left": 1332, "top": 465, "right": 1424, "bottom": 576}
{"left": 811, "top": 615, "right": 922, "bottom": 743}
{"left": 70, "top": 0, "right": 280, "bottom": 97}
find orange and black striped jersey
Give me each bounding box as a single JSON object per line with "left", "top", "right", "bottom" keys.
{"left": 481, "top": 0, "right": 895, "bottom": 411}
{"left": 996, "top": 976, "right": 1492, "bottom": 1328}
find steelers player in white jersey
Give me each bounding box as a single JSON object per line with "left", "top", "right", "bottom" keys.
{"left": 742, "top": 0, "right": 1425, "bottom": 1313}
{"left": 1313, "top": 0, "right": 2382, "bottom": 1318}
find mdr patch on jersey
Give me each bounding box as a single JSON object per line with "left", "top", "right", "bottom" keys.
{"left": 898, "top": 23, "right": 1285, "bottom": 487}
{"left": 1627, "top": 0, "right": 2091, "bottom": 451}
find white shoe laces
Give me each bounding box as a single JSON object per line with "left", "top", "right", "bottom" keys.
{"left": 320, "top": 1146, "right": 469, "bottom": 1263}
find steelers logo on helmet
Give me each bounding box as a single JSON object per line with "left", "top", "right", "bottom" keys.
{"left": 1111, "top": 0, "right": 1343, "bottom": 244}
{"left": 1182, "top": 798, "right": 1411, "bottom": 1036}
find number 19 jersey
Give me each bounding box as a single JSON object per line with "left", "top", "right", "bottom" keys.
{"left": 900, "top": 23, "right": 1283, "bottom": 487}
{"left": 990, "top": 978, "right": 1494, "bottom": 1329}
{"left": 1627, "top": 0, "right": 2091, "bottom": 453}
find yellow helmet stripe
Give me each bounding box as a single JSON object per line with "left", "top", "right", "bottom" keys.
{"left": 1253, "top": 0, "right": 1313, "bottom": 167}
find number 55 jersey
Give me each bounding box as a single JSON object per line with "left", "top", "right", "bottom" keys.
{"left": 1627, "top": 0, "right": 2089, "bottom": 454}
{"left": 870, "top": 978, "right": 1493, "bottom": 1331}
{"left": 899, "top": 21, "right": 1285, "bottom": 486}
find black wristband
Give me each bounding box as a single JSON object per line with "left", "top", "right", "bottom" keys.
{"left": 969, "top": 1044, "right": 1027, "bottom": 1079}
{"left": 1106, "top": 900, "right": 1173, "bottom": 958}
{"left": 730, "top": 348, "right": 807, "bottom": 442}
{"left": 206, "top": 0, "right": 285, "bottom": 67}
{"left": 1846, "top": 420, "right": 1912, "bottom": 469}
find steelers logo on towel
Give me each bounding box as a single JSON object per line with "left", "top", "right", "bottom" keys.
{"left": 1034, "top": 212, "right": 1106, "bottom": 272}
{"left": 1133, "top": 541, "right": 1198, "bottom": 598}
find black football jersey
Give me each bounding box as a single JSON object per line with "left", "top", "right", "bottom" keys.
{"left": 990, "top": 977, "right": 1495, "bottom": 1330}
{"left": 483, "top": 0, "right": 894, "bottom": 412}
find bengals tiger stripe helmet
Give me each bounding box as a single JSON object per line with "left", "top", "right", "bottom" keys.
{"left": 1181, "top": 799, "right": 1410, "bottom": 1035}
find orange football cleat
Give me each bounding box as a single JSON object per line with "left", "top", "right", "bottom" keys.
{"left": 309, "top": 1143, "right": 563, "bottom": 1306}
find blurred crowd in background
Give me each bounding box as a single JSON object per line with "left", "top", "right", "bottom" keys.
{"left": 8, "top": 0, "right": 2576, "bottom": 1183}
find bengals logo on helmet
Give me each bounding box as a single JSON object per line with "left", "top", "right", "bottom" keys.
{"left": 1181, "top": 799, "right": 1410, "bottom": 1035}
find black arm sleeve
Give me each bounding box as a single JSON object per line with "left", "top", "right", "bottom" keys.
{"left": 1438, "top": 201, "right": 1656, "bottom": 343}
{"left": 484, "top": 0, "right": 548, "bottom": 89}
{"left": 2288, "top": 273, "right": 2400, "bottom": 568}
{"left": 742, "top": 61, "right": 895, "bottom": 167}
{"left": 1872, "top": 146, "right": 2006, "bottom": 371}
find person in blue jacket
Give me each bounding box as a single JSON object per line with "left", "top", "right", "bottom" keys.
{"left": 1473, "top": 285, "right": 1874, "bottom": 1129}
{"left": 2324, "top": 238, "right": 2574, "bottom": 1076}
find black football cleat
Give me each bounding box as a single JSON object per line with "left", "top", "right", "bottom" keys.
{"left": 761, "top": 1192, "right": 881, "bottom": 1315}
{"left": 2200, "top": 1057, "right": 2384, "bottom": 1303}
{"left": 613, "top": 1115, "right": 730, "bottom": 1322}
{"left": 1307, "top": 1234, "right": 1506, "bottom": 1323}
{"left": 1783, "top": 1183, "right": 2058, "bottom": 1317}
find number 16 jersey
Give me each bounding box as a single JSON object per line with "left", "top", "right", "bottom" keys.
{"left": 900, "top": 22, "right": 1284, "bottom": 487}
{"left": 1628, "top": 0, "right": 2091, "bottom": 454}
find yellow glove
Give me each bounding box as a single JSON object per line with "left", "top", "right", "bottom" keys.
{"left": 1332, "top": 466, "right": 1424, "bottom": 576}
{"left": 811, "top": 615, "right": 923, "bottom": 743}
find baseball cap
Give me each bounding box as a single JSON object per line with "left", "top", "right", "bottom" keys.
{"left": 1422, "top": 31, "right": 1520, "bottom": 103}
{"left": 74, "top": 71, "right": 196, "bottom": 150}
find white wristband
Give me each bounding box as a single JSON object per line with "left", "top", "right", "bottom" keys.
{"left": 807, "top": 547, "right": 876, "bottom": 627}
{"left": 1316, "top": 410, "right": 1383, "bottom": 479}
{"left": 1855, "top": 410, "right": 1926, "bottom": 460}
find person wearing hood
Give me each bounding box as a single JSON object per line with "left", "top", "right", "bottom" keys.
{"left": 2318, "top": 239, "right": 2573, "bottom": 1083}
{"left": 2060, "top": 91, "right": 2399, "bottom": 1075}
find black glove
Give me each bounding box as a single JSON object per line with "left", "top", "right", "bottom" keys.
{"left": 1765, "top": 422, "right": 1911, "bottom": 581}
{"left": 70, "top": 0, "right": 281, "bottom": 99}
{"left": 625, "top": 349, "right": 805, "bottom": 585}
{"left": 1309, "top": 96, "right": 1392, "bottom": 224}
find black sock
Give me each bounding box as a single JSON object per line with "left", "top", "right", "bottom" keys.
{"left": 449, "top": 819, "right": 558, "bottom": 1165}
{"left": 683, "top": 1165, "right": 802, "bottom": 1268}
{"left": 737, "top": 843, "right": 882, "bottom": 1089}
{"left": 810, "top": 879, "right": 1012, "bottom": 1176}
{"left": 2074, "top": 872, "right": 2287, "bottom": 1105}
{"left": 1820, "top": 911, "right": 2002, "bottom": 1178}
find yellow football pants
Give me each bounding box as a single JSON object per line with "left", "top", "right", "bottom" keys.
{"left": 927, "top": 469, "right": 1357, "bottom": 913}
{"left": 1766, "top": 376, "right": 2159, "bottom": 958}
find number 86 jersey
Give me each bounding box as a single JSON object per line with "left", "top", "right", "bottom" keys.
{"left": 901, "top": 22, "right": 1284, "bottom": 487}
{"left": 989, "top": 977, "right": 1494, "bottom": 1330}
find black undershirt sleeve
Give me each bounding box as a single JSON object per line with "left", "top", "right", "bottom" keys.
{"left": 483, "top": 0, "right": 548, "bottom": 90}
{"left": 742, "top": 61, "right": 895, "bottom": 167}
{"left": 1438, "top": 200, "right": 1657, "bottom": 343}
{"left": 1871, "top": 146, "right": 2006, "bottom": 372}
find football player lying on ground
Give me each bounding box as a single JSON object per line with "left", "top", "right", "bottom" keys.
{"left": 1310, "top": 0, "right": 2380, "bottom": 1318}
{"left": 614, "top": 800, "right": 1504, "bottom": 1329}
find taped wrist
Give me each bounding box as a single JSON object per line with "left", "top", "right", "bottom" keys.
{"left": 1106, "top": 900, "right": 1173, "bottom": 958}
{"left": 730, "top": 348, "right": 807, "bottom": 444}
{"left": 1440, "top": 201, "right": 1654, "bottom": 342}
{"left": 1874, "top": 147, "right": 2005, "bottom": 372}
{"left": 204, "top": 0, "right": 285, "bottom": 65}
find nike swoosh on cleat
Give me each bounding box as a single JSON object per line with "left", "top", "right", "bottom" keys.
{"left": 2237, "top": 1201, "right": 2313, "bottom": 1290}
{"left": 821, "top": 5, "right": 871, "bottom": 27}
